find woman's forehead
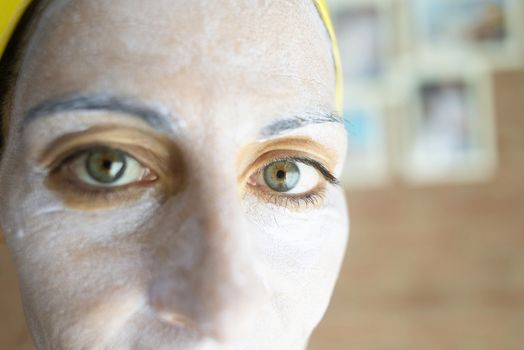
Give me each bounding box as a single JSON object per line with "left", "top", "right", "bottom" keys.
{"left": 11, "top": 0, "right": 336, "bottom": 136}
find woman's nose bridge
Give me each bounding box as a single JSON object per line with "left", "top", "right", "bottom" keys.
{"left": 148, "top": 175, "right": 265, "bottom": 340}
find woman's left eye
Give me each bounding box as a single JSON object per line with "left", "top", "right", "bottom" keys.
{"left": 64, "top": 147, "right": 157, "bottom": 187}
{"left": 250, "top": 159, "right": 322, "bottom": 195}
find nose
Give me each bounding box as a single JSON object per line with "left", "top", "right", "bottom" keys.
{"left": 147, "top": 179, "right": 266, "bottom": 342}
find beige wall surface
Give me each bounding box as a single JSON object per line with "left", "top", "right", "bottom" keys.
{"left": 1, "top": 71, "right": 524, "bottom": 350}
{"left": 309, "top": 70, "right": 524, "bottom": 349}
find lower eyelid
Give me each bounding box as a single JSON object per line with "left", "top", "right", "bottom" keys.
{"left": 247, "top": 181, "right": 327, "bottom": 211}
{"left": 44, "top": 173, "right": 155, "bottom": 211}
{"left": 262, "top": 191, "right": 326, "bottom": 210}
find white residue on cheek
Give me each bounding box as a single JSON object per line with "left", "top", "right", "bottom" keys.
{"left": 242, "top": 184, "right": 349, "bottom": 278}
{"left": 58, "top": 189, "right": 160, "bottom": 242}
{"left": 62, "top": 288, "right": 145, "bottom": 349}
{"left": 13, "top": 165, "right": 160, "bottom": 243}
{"left": 244, "top": 199, "right": 322, "bottom": 275}
{"left": 14, "top": 229, "right": 25, "bottom": 240}
{"left": 3, "top": 166, "right": 63, "bottom": 240}
{"left": 24, "top": 185, "right": 67, "bottom": 217}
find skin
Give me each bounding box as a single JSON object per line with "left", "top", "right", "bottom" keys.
{"left": 0, "top": 0, "right": 349, "bottom": 349}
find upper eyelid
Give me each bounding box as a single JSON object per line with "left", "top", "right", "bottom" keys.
{"left": 51, "top": 146, "right": 135, "bottom": 168}
{"left": 238, "top": 137, "right": 339, "bottom": 181}
{"left": 36, "top": 126, "right": 175, "bottom": 168}
{"left": 46, "top": 143, "right": 133, "bottom": 173}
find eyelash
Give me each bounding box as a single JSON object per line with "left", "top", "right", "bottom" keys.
{"left": 260, "top": 189, "right": 327, "bottom": 210}
{"left": 249, "top": 156, "right": 339, "bottom": 209}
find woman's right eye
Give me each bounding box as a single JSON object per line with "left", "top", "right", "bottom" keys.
{"left": 62, "top": 147, "right": 158, "bottom": 188}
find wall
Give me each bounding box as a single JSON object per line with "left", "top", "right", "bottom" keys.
{"left": 309, "top": 69, "right": 524, "bottom": 349}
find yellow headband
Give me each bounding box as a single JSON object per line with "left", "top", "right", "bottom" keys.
{"left": 0, "top": 0, "right": 32, "bottom": 58}
{"left": 0, "top": 0, "right": 343, "bottom": 110}
{"left": 314, "top": 0, "right": 344, "bottom": 111}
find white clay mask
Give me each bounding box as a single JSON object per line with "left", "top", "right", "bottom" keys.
{"left": 0, "top": 1, "right": 349, "bottom": 349}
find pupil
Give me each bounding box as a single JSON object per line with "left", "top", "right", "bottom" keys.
{"left": 263, "top": 160, "right": 300, "bottom": 193}
{"left": 102, "top": 160, "right": 112, "bottom": 170}
{"left": 86, "top": 149, "right": 127, "bottom": 184}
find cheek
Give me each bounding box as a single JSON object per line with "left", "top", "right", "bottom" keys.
{"left": 7, "top": 204, "right": 158, "bottom": 347}
{"left": 10, "top": 196, "right": 159, "bottom": 291}
{"left": 246, "top": 186, "right": 349, "bottom": 322}
{"left": 0, "top": 156, "right": 159, "bottom": 332}
{"left": 247, "top": 186, "right": 348, "bottom": 279}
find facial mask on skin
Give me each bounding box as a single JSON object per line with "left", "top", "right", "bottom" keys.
{"left": 0, "top": 1, "right": 349, "bottom": 349}
{"left": 0, "top": 0, "right": 343, "bottom": 110}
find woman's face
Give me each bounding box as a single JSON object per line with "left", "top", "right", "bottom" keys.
{"left": 0, "top": 0, "right": 348, "bottom": 349}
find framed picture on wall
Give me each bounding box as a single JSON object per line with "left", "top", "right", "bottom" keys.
{"left": 341, "top": 89, "right": 391, "bottom": 188}
{"left": 397, "top": 52, "right": 497, "bottom": 184}
{"left": 329, "top": 0, "right": 395, "bottom": 87}
{"left": 407, "top": 0, "right": 523, "bottom": 69}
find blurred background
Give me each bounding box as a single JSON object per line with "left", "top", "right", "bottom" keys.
{"left": 1, "top": 0, "right": 523, "bottom": 349}
{"left": 309, "top": 0, "right": 524, "bottom": 349}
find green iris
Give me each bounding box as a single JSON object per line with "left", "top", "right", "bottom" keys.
{"left": 85, "top": 148, "right": 127, "bottom": 184}
{"left": 263, "top": 160, "right": 300, "bottom": 192}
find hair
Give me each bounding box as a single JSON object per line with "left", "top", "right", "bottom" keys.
{"left": 0, "top": 0, "right": 50, "bottom": 154}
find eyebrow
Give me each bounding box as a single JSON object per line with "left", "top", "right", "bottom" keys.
{"left": 259, "top": 112, "right": 343, "bottom": 138}
{"left": 22, "top": 93, "right": 343, "bottom": 137}
{"left": 22, "top": 94, "right": 175, "bottom": 133}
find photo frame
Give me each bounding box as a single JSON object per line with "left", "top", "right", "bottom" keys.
{"left": 329, "top": 0, "right": 396, "bottom": 88}
{"left": 396, "top": 52, "right": 497, "bottom": 184}
{"left": 341, "top": 89, "right": 391, "bottom": 188}
{"left": 406, "top": 0, "right": 523, "bottom": 69}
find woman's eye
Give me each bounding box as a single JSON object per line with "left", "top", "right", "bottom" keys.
{"left": 263, "top": 161, "right": 300, "bottom": 192}
{"left": 254, "top": 160, "right": 321, "bottom": 194}
{"left": 65, "top": 147, "right": 156, "bottom": 187}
